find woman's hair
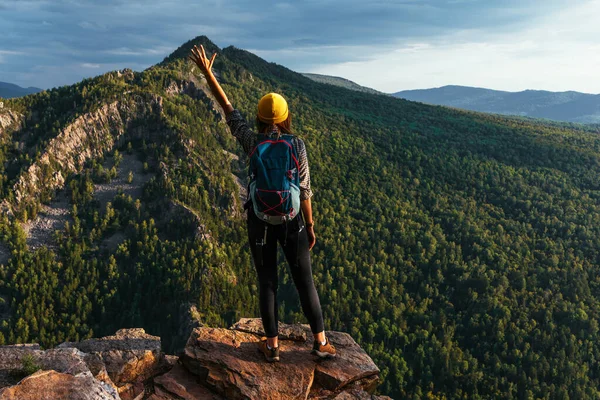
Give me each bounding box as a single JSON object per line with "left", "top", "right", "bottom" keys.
{"left": 256, "top": 114, "right": 293, "bottom": 134}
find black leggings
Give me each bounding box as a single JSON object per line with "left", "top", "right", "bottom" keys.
{"left": 247, "top": 207, "right": 325, "bottom": 338}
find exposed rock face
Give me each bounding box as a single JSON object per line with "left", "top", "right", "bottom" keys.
{"left": 0, "top": 110, "right": 22, "bottom": 138}
{"left": 0, "top": 320, "right": 388, "bottom": 399}
{"left": 10, "top": 95, "right": 165, "bottom": 214}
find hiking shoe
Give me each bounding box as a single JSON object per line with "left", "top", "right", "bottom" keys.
{"left": 311, "top": 338, "right": 336, "bottom": 358}
{"left": 258, "top": 337, "right": 280, "bottom": 362}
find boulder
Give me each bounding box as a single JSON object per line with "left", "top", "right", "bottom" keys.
{"left": 181, "top": 327, "right": 315, "bottom": 400}
{"left": 59, "top": 328, "right": 162, "bottom": 386}
{"left": 181, "top": 318, "right": 381, "bottom": 400}
{"left": 312, "top": 331, "right": 380, "bottom": 391}
{"left": 0, "top": 370, "right": 119, "bottom": 400}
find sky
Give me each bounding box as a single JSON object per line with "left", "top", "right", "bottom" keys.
{"left": 0, "top": 0, "right": 598, "bottom": 93}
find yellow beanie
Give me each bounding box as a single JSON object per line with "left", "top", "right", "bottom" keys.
{"left": 257, "top": 93, "right": 289, "bottom": 124}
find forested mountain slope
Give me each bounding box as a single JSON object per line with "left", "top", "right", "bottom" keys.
{"left": 2, "top": 36, "right": 600, "bottom": 399}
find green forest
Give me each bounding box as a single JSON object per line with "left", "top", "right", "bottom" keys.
{"left": 2, "top": 36, "right": 600, "bottom": 399}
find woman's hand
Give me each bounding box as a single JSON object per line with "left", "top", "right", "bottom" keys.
{"left": 307, "top": 226, "right": 316, "bottom": 250}
{"left": 187, "top": 44, "right": 234, "bottom": 114}
{"left": 189, "top": 45, "right": 217, "bottom": 77}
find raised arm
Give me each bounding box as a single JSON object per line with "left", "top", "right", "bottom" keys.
{"left": 189, "top": 45, "right": 234, "bottom": 115}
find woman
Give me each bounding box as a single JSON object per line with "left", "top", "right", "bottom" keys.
{"left": 189, "top": 45, "right": 336, "bottom": 362}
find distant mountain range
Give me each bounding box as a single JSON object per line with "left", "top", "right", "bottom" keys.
{"left": 0, "top": 81, "right": 42, "bottom": 99}
{"left": 301, "top": 73, "right": 383, "bottom": 95}
{"left": 302, "top": 74, "right": 600, "bottom": 124}
{"left": 393, "top": 85, "right": 600, "bottom": 124}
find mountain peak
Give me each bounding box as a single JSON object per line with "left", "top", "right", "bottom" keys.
{"left": 159, "top": 35, "right": 221, "bottom": 66}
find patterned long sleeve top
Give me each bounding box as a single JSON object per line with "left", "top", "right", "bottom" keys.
{"left": 226, "top": 109, "right": 313, "bottom": 200}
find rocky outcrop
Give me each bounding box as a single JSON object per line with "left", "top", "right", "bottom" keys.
{"left": 181, "top": 319, "right": 385, "bottom": 400}
{"left": 58, "top": 328, "right": 164, "bottom": 386}
{"left": 0, "top": 370, "right": 119, "bottom": 400}
{"left": 0, "top": 320, "right": 389, "bottom": 399}
{"left": 0, "top": 345, "right": 88, "bottom": 375}
{"left": 10, "top": 94, "right": 165, "bottom": 214}
{"left": 0, "top": 110, "right": 22, "bottom": 139}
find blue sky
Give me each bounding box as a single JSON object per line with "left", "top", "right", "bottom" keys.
{"left": 1, "top": 0, "right": 598, "bottom": 93}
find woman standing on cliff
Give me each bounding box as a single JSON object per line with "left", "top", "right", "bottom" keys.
{"left": 189, "top": 45, "right": 336, "bottom": 362}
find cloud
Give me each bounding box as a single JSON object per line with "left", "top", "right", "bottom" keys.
{"left": 309, "top": 0, "right": 600, "bottom": 93}
{"left": 0, "top": 0, "right": 595, "bottom": 92}
{"left": 78, "top": 21, "right": 107, "bottom": 30}
{"left": 103, "top": 47, "right": 173, "bottom": 56}
{"left": 0, "top": 50, "right": 25, "bottom": 64}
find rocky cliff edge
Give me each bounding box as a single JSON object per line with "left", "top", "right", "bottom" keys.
{"left": 0, "top": 318, "right": 391, "bottom": 400}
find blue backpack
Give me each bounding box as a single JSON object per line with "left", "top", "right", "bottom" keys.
{"left": 248, "top": 133, "right": 301, "bottom": 225}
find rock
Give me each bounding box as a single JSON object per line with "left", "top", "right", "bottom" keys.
{"left": 0, "top": 344, "right": 41, "bottom": 371}
{"left": 313, "top": 331, "right": 380, "bottom": 391}
{"left": 160, "top": 354, "right": 180, "bottom": 371}
{"left": 154, "top": 363, "right": 223, "bottom": 399}
{"left": 117, "top": 381, "right": 145, "bottom": 400}
{"left": 182, "top": 327, "right": 315, "bottom": 400}
{"left": 231, "top": 317, "right": 310, "bottom": 342}
{"left": 0, "top": 110, "right": 22, "bottom": 138}
{"left": 0, "top": 345, "right": 88, "bottom": 376}
{"left": 148, "top": 386, "right": 179, "bottom": 399}
{"left": 0, "top": 370, "right": 119, "bottom": 400}
{"left": 35, "top": 348, "right": 90, "bottom": 375}
{"left": 181, "top": 319, "right": 381, "bottom": 400}
{"left": 59, "top": 328, "right": 162, "bottom": 386}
